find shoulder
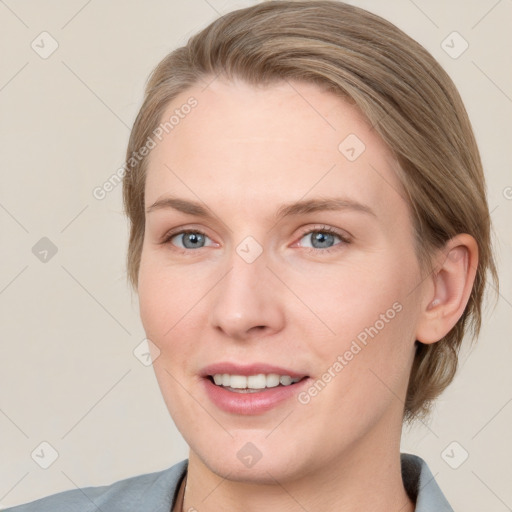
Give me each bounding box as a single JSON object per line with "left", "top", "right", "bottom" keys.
{"left": 4, "top": 459, "right": 188, "bottom": 512}
{"left": 400, "top": 452, "right": 453, "bottom": 512}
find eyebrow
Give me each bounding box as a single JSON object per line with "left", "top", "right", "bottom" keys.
{"left": 146, "top": 195, "right": 376, "bottom": 220}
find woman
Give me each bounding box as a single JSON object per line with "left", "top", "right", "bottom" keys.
{"left": 6, "top": 1, "right": 498, "bottom": 511}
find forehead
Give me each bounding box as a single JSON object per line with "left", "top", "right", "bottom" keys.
{"left": 144, "top": 78, "right": 406, "bottom": 221}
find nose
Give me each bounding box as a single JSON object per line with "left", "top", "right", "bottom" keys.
{"left": 208, "top": 248, "right": 286, "bottom": 341}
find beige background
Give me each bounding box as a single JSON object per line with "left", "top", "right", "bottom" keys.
{"left": 1, "top": 0, "right": 511, "bottom": 510}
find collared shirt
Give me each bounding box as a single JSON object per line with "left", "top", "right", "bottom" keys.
{"left": 4, "top": 453, "right": 453, "bottom": 511}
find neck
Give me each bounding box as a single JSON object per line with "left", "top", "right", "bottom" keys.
{"left": 179, "top": 419, "right": 415, "bottom": 512}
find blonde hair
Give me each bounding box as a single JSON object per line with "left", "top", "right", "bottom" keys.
{"left": 123, "top": 0, "right": 498, "bottom": 422}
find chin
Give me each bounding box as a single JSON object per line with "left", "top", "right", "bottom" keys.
{"left": 189, "top": 435, "right": 317, "bottom": 485}
{"left": 202, "top": 453, "right": 303, "bottom": 484}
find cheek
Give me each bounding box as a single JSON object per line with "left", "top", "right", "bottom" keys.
{"left": 334, "top": 291, "right": 416, "bottom": 407}
{"left": 297, "top": 256, "right": 410, "bottom": 340}
{"left": 137, "top": 252, "right": 209, "bottom": 377}
{"left": 298, "top": 254, "right": 417, "bottom": 387}
{"left": 137, "top": 258, "right": 199, "bottom": 414}
{"left": 138, "top": 250, "right": 189, "bottom": 332}
{"left": 137, "top": 261, "right": 164, "bottom": 338}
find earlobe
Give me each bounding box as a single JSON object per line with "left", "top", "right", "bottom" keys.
{"left": 415, "top": 234, "right": 479, "bottom": 344}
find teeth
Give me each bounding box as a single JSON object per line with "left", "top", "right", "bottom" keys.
{"left": 279, "top": 375, "right": 293, "bottom": 386}
{"left": 211, "top": 373, "right": 302, "bottom": 389}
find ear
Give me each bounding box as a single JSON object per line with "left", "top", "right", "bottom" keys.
{"left": 415, "top": 234, "right": 479, "bottom": 344}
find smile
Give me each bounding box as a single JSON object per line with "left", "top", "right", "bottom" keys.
{"left": 210, "top": 373, "right": 305, "bottom": 392}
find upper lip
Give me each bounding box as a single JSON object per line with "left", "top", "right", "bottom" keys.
{"left": 200, "top": 362, "right": 309, "bottom": 379}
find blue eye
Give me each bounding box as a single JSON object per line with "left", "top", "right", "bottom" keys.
{"left": 298, "top": 227, "right": 350, "bottom": 253}
{"left": 161, "top": 225, "right": 351, "bottom": 255}
{"left": 300, "top": 230, "right": 338, "bottom": 249}
{"left": 165, "top": 230, "right": 211, "bottom": 250}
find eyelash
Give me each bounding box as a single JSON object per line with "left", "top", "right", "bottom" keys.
{"left": 298, "top": 225, "right": 351, "bottom": 254}
{"left": 160, "top": 225, "right": 351, "bottom": 255}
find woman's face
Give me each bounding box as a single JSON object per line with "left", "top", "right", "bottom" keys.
{"left": 138, "top": 77, "right": 425, "bottom": 482}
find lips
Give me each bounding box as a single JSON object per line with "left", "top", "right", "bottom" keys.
{"left": 200, "top": 367, "right": 312, "bottom": 414}
{"left": 200, "top": 362, "right": 309, "bottom": 379}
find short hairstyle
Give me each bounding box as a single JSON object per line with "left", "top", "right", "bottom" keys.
{"left": 122, "top": 0, "right": 498, "bottom": 422}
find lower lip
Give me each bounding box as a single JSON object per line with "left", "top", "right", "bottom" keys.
{"left": 201, "top": 377, "right": 311, "bottom": 415}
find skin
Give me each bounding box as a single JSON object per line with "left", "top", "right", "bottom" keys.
{"left": 137, "top": 77, "right": 478, "bottom": 512}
